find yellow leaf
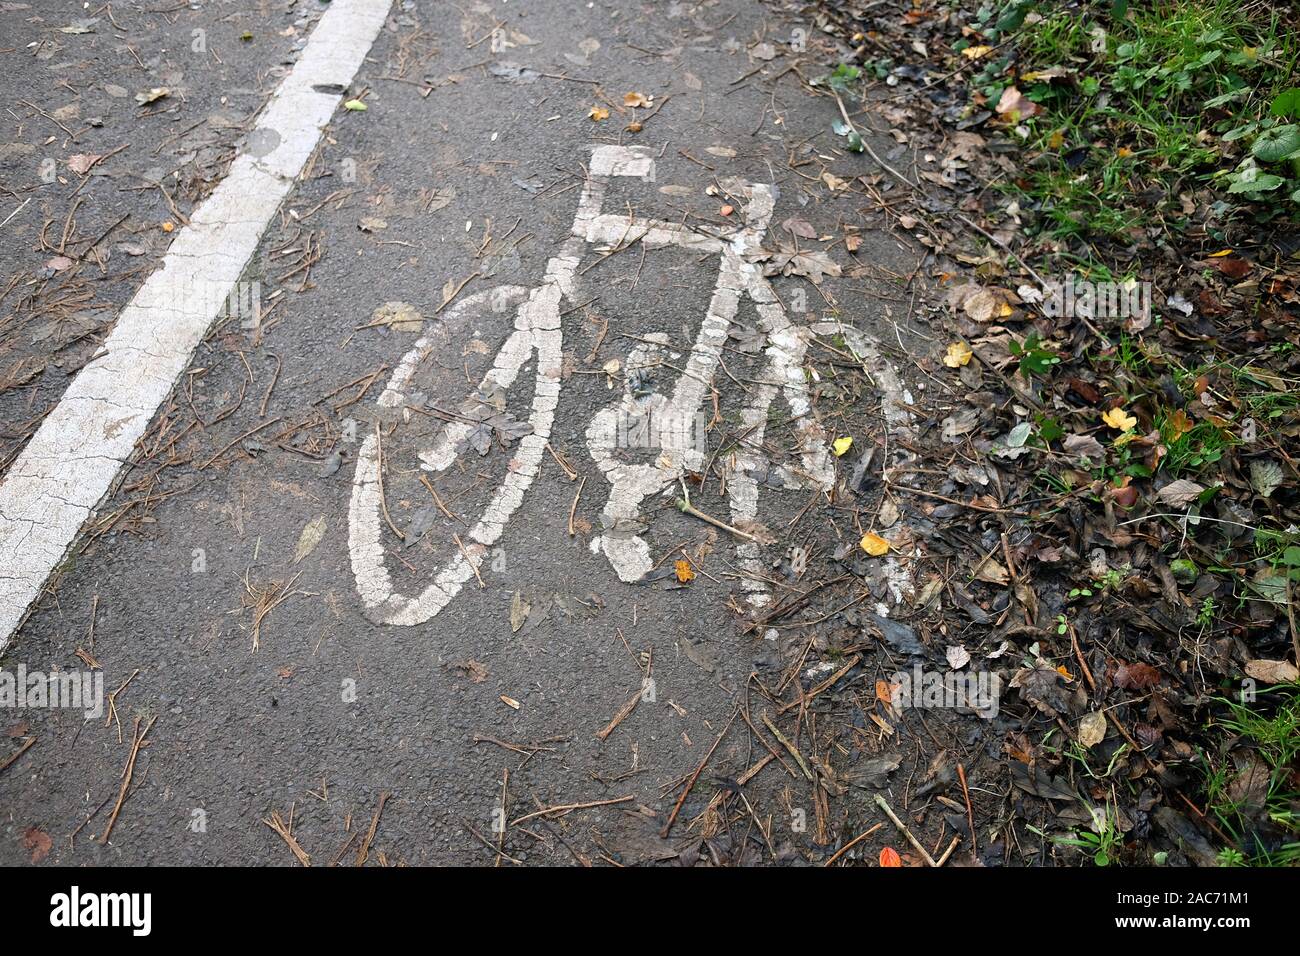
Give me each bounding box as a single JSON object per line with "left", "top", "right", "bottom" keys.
{"left": 832, "top": 436, "right": 853, "bottom": 457}
{"left": 1101, "top": 407, "right": 1137, "bottom": 432}
{"left": 962, "top": 45, "right": 992, "bottom": 60}
{"left": 1047, "top": 129, "right": 1065, "bottom": 150}
{"left": 588, "top": 105, "right": 609, "bottom": 121}
{"left": 623, "top": 92, "right": 652, "bottom": 108}
{"left": 1208, "top": 248, "right": 1233, "bottom": 257}
{"left": 674, "top": 559, "right": 695, "bottom": 583}
{"left": 943, "top": 341, "right": 973, "bottom": 368}
{"left": 859, "top": 532, "right": 890, "bottom": 556}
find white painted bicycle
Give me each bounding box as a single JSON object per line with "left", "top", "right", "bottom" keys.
{"left": 349, "top": 145, "right": 835, "bottom": 625}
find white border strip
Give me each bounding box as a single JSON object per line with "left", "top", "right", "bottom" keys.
{"left": 0, "top": 0, "right": 394, "bottom": 650}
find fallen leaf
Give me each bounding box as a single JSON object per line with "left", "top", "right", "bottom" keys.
{"left": 1244, "top": 659, "right": 1300, "bottom": 684}
{"left": 369, "top": 301, "right": 423, "bottom": 333}
{"left": 973, "top": 554, "right": 1009, "bottom": 585}
{"left": 66, "top": 153, "right": 101, "bottom": 175}
{"left": 1157, "top": 479, "right": 1205, "bottom": 508}
{"left": 962, "top": 287, "right": 1013, "bottom": 322}
{"left": 1250, "top": 460, "right": 1283, "bottom": 498}
{"left": 946, "top": 645, "right": 971, "bottom": 669}
{"left": 1101, "top": 406, "right": 1136, "bottom": 432}
{"left": 499, "top": 695, "right": 521, "bottom": 710}
{"left": 509, "top": 591, "right": 531, "bottom": 632}
{"left": 674, "top": 559, "right": 695, "bottom": 583}
{"left": 943, "top": 341, "right": 973, "bottom": 367}
{"left": 994, "top": 86, "right": 1040, "bottom": 120}
{"left": 588, "top": 104, "right": 610, "bottom": 121}
{"left": 623, "top": 92, "right": 652, "bottom": 108}
{"left": 832, "top": 436, "right": 853, "bottom": 457}
{"left": 879, "top": 847, "right": 902, "bottom": 867}
{"left": 1078, "top": 712, "right": 1107, "bottom": 748}
{"left": 343, "top": 99, "right": 367, "bottom": 111}
{"left": 1115, "top": 661, "right": 1161, "bottom": 690}
{"left": 22, "top": 827, "right": 52, "bottom": 864}
{"left": 292, "top": 515, "right": 327, "bottom": 564}
{"left": 859, "top": 532, "right": 890, "bottom": 556}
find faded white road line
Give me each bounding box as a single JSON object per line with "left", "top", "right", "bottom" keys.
{"left": 0, "top": 0, "right": 393, "bottom": 650}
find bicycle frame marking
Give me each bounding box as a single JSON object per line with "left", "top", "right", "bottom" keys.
{"left": 349, "top": 146, "right": 833, "bottom": 625}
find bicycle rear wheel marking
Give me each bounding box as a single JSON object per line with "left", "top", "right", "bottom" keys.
{"left": 348, "top": 251, "right": 577, "bottom": 626}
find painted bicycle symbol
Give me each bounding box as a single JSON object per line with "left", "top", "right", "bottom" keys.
{"left": 349, "top": 145, "right": 834, "bottom": 625}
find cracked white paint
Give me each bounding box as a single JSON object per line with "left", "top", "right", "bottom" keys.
{"left": 812, "top": 322, "right": 918, "bottom": 608}
{"left": 0, "top": 0, "right": 393, "bottom": 650}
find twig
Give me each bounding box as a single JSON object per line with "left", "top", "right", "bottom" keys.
{"left": 100, "top": 715, "right": 157, "bottom": 844}
{"left": 595, "top": 687, "right": 641, "bottom": 741}
{"left": 676, "top": 478, "right": 756, "bottom": 541}
{"left": 568, "top": 476, "right": 586, "bottom": 537}
{"left": 354, "top": 790, "right": 390, "bottom": 866}
{"left": 873, "top": 793, "right": 939, "bottom": 867}
{"left": 662, "top": 707, "right": 738, "bottom": 837}
{"left": 823, "top": 821, "right": 884, "bottom": 866}
{"left": 263, "top": 808, "right": 311, "bottom": 866}
{"left": 0, "top": 736, "right": 36, "bottom": 776}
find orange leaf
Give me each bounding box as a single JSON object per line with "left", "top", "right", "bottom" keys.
{"left": 674, "top": 559, "right": 696, "bottom": 583}
{"left": 879, "top": 847, "right": 902, "bottom": 867}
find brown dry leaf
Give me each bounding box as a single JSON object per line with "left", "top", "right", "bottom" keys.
{"left": 1115, "top": 661, "right": 1161, "bottom": 690}
{"left": 623, "top": 92, "right": 652, "bottom": 108}
{"left": 1244, "top": 659, "right": 1300, "bottom": 684}
{"left": 291, "top": 515, "right": 327, "bottom": 564}
{"left": 455, "top": 659, "right": 489, "bottom": 683}
{"left": 588, "top": 105, "right": 609, "bottom": 121}
{"left": 994, "top": 86, "right": 1041, "bottom": 119}
{"left": 22, "top": 826, "right": 52, "bottom": 864}
{"left": 1157, "top": 479, "right": 1205, "bottom": 508}
{"left": 67, "top": 153, "right": 101, "bottom": 175}
{"left": 963, "top": 287, "right": 1013, "bottom": 323}
{"left": 973, "top": 554, "right": 1010, "bottom": 585}
{"left": 499, "top": 695, "right": 521, "bottom": 710}
{"left": 1078, "top": 712, "right": 1107, "bottom": 748}
{"left": 509, "top": 591, "right": 531, "bottom": 633}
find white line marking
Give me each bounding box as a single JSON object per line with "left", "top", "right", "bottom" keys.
{"left": 812, "top": 321, "right": 918, "bottom": 609}
{"left": 0, "top": 0, "right": 393, "bottom": 650}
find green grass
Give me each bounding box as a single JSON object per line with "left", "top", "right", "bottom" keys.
{"left": 1203, "top": 685, "right": 1300, "bottom": 866}
{"left": 973, "top": 0, "right": 1300, "bottom": 241}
